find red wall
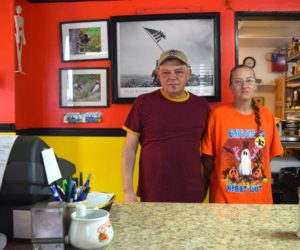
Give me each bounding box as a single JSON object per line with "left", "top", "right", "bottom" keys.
{"left": 0, "top": 0, "right": 15, "bottom": 123}
{"left": 12, "top": 0, "right": 300, "bottom": 129}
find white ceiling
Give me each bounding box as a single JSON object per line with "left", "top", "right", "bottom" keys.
{"left": 238, "top": 20, "right": 300, "bottom": 49}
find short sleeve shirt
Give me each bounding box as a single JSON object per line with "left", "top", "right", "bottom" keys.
{"left": 123, "top": 89, "right": 210, "bottom": 202}
{"left": 201, "top": 104, "right": 283, "bottom": 204}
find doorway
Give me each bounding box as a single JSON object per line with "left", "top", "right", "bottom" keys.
{"left": 236, "top": 13, "right": 300, "bottom": 204}
{"left": 236, "top": 12, "right": 300, "bottom": 115}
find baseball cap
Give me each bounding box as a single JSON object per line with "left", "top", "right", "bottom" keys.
{"left": 158, "top": 49, "right": 189, "bottom": 66}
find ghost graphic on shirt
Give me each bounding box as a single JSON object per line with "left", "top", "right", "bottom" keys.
{"left": 233, "top": 141, "right": 259, "bottom": 177}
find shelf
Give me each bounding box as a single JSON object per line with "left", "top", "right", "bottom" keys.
{"left": 287, "top": 82, "right": 300, "bottom": 88}
{"left": 257, "top": 83, "right": 276, "bottom": 87}
{"left": 285, "top": 109, "right": 300, "bottom": 113}
{"left": 286, "top": 74, "right": 300, "bottom": 82}
{"left": 287, "top": 52, "right": 300, "bottom": 62}
{"left": 278, "top": 47, "right": 300, "bottom": 120}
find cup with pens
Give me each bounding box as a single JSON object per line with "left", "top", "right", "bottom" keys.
{"left": 49, "top": 172, "right": 92, "bottom": 231}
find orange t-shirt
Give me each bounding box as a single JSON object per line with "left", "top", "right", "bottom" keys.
{"left": 201, "top": 104, "right": 283, "bottom": 204}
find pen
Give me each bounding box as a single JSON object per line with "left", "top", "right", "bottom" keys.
{"left": 67, "top": 176, "right": 74, "bottom": 202}
{"left": 73, "top": 177, "right": 78, "bottom": 186}
{"left": 82, "top": 186, "right": 90, "bottom": 200}
{"left": 50, "top": 185, "right": 62, "bottom": 202}
{"left": 83, "top": 173, "right": 92, "bottom": 188}
{"left": 70, "top": 181, "right": 78, "bottom": 201}
{"left": 75, "top": 173, "right": 91, "bottom": 201}
{"left": 79, "top": 172, "right": 83, "bottom": 186}
{"left": 76, "top": 186, "right": 90, "bottom": 201}
{"left": 56, "top": 184, "right": 65, "bottom": 200}
{"left": 74, "top": 187, "right": 79, "bottom": 201}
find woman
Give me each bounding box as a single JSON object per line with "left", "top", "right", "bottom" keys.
{"left": 201, "top": 65, "right": 283, "bottom": 204}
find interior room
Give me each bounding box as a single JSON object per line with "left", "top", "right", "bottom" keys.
{"left": 237, "top": 14, "right": 300, "bottom": 115}
{"left": 1, "top": 0, "right": 300, "bottom": 249}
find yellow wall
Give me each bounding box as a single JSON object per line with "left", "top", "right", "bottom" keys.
{"left": 40, "top": 135, "right": 208, "bottom": 203}
{"left": 1, "top": 134, "right": 207, "bottom": 203}
{"left": 40, "top": 136, "right": 139, "bottom": 202}
{"left": 2, "top": 133, "right": 207, "bottom": 203}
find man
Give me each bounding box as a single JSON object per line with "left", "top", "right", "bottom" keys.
{"left": 122, "top": 49, "right": 210, "bottom": 202}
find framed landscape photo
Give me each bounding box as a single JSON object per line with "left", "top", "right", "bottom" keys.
{"left": 60, "top": 20, "right": 109, "bottom": 62}
{"left": 110, "top": 13, "right": 220, "bottom": 103}
{"left": 59, "top": 68, "right": 109, "bottom": 108}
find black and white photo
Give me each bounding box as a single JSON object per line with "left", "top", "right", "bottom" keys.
{"left": 111, "top": 13, "right": 220, "bottom": 103}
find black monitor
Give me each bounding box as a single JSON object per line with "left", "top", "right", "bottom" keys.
{"left": 0, "top": 136, "right": 75, "bottom": 205}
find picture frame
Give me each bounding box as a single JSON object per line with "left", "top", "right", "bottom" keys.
{"left": 63, "top": 112, "right": 102, "bottom": 123}
{"left": 60, "top": 20, "right": 109, "bottom": 62}
{"left": 59, "top": 68, "right": 109, "bottom": 108}
{"left": 110, "top": 13, "right": 220, "bottom": 103}
{"left": 253, "top": 96, "right": 265, "bottom": 106}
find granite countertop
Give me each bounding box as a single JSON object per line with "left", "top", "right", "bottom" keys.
{"left": 108, "top": 203, "right": 300, "bottom": 250}
{"left": 6, "top": 203, "right": 300, "bottom": 249}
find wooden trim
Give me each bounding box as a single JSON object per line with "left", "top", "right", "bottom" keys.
{"left": 0, "top": 124, "right": 126, "bottom": 136}
{"left": 27, "top": 0, "right": 120, "bottom": 3}
{"left": 0, "top": 123, "right": 16, "bottom": 132}
{"left": 16, "top": 128, "right": 126, "bottom": 137}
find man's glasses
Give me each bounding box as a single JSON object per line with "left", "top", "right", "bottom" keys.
{"left": 160, "top": 69, "right": 186, "bottom": 78}
{"left": 232, "top": 77, "right": 256, "bottom": 86}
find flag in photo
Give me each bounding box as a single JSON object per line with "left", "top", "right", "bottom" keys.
{"left": 143, "top": 27, "right": 166, "bottom": 43}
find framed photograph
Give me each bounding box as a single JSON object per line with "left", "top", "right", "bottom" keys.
{"left": 63, "top": 112, "right": 102, "bottom": 123}
{"left": 253, "top": 96, "right": 265, "bottom": 106}
{"left": 59, "top": 68, "right": 109, "bottom": 108}
{"left": 110, "top": 13, "right": 220, "bottom": 103}
{"left": 60, "top": 20, "right": 109, "bottom": 62}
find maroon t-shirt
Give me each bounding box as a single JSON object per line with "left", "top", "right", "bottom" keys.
{"left": 124, "top": 89, "right": 210, "bottom": 202}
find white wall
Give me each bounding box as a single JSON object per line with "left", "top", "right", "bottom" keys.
{"left": 239, "top": 48, "right": 285, "bottom": 115}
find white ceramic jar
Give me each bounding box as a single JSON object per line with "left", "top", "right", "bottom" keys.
{"left": 69, "top": 208, "right": 113, "bottom": 249}
{"left": 65, "top": 200, "right": 88, "bottom": 233}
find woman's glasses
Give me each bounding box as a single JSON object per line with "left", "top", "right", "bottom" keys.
{"left": 232, "top": 77, "right": 256, "bottom": 86}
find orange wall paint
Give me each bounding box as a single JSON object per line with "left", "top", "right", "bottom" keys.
{"left": 0, "top": 0, "right": 15, "bottom": 123}
{"left": 13, "top": 0, "right": 300, "bottom": 129}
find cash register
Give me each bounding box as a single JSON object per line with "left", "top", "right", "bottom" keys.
{"left": 0, "top": 136, "right": 75, "bottom": 240}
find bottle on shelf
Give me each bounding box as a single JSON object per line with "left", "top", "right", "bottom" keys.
{"left": 295, "top": 60, "right": 300, "bottom": 75}
{"left": 297, "top": 186, "right": 300, "bottom": 238}
{"left": 289, "top": 37, "right": 300, "bottom": 57}
{"left": 290, "top": 37, "right": 295, "bottom": 56}
{"left": 295, "top": 39, "right": 299, "bottom": 54}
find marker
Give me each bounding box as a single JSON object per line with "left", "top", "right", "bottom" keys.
{"left": 61, "top": 179, "right": 68, "bottom": 194}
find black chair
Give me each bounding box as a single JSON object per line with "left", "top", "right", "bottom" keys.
{"left": 278, "top": 167, "right": 300, "bottom": 204}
